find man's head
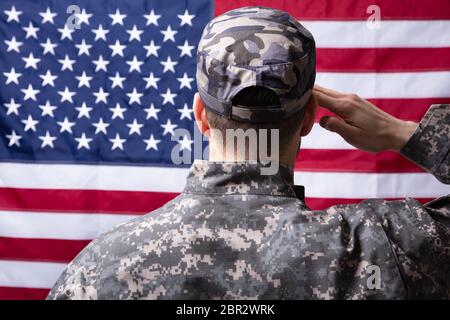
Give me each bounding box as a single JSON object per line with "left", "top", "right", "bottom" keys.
{"left": 193, "top": 6, "right": 317, "bottom": 167}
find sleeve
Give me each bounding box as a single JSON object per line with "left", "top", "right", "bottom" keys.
{"left": 46, "top": 240, "right": 100, "bottom": 300}
{"left": 400, "top": 104, "right": 450, "bottom": 184}
{"left": 378, "top": 104, "right": 450, "bottom": 298}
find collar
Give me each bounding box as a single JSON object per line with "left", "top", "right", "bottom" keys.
{"left": 183, "top": 160, "right": 304, "bottom": 200}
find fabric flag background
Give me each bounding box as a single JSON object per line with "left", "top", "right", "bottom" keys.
{"left": 0, "top": 0, "right": 449, "bottom": 299}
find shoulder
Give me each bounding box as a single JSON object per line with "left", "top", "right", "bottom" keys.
{"left": 47, "top": 195, "right": 188, "bottom": 299}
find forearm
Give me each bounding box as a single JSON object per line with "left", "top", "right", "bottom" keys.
{"left": 400, "top": 104, "right": 450, "bottom": 184}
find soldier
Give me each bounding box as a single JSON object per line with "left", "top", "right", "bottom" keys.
{"left": 47, "top": 6, "right": 449, "bottom": 300}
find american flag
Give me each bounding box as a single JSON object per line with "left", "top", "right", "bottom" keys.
{"left": 0, "top": 0, "right": 449, "bottom": 299}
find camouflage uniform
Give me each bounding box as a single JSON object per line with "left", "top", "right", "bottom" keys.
{"left": 47, "top": 7, "right": 450, "bottom": 299}
{"left": 47, "top": 104, "right": 450, "bottom": 300}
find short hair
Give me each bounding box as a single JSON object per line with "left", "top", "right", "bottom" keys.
{"left": 205, "top": 86, "right": 306, "bottom": 155}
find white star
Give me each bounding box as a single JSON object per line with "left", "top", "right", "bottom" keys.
{"left": 161, "top": 25, "right": 178, "bottom": 42}
{"left": 144, "top": 10, "right": 161, "bottom": 26}
{"left": 92, "top": 24, "right": 109, "bottom": 41}
{"left": 109, "top": 72, "right": 125, "bottom": 89}
{"left": 22, "top": 115, "right": 39, "bottom": 132}
{"left": 75, "top": 39, "right": 92, "bottom": 56}
{"left": 57, "top": 24, "right": 74, "bottom": 41}
{"left": 75, "top": 133, "right": 93, "bottom": 150}
{"left": 178, "top": 103, "right": 193, "bottom": 120}
{"left": 109, "top": 9, "right": 126, "bottom": 25}
{"left": 161, "top": 119, "right": 178, "bottom": 136}
{"left": 22, "top": 53, "right": 40, "bottom": 69}
{"left": 93, "top": 87, "right": 109, "bottom": 104}
{"left": 76, "top": 71, "right": 93, "bottom": 88}
{"left": 58, "top": 86, "right": 76, "bottom": 103}
{"left": 39, "top": 131, "right": 57, "bottom": 148}
{"left": 39, "top": 100, "right": 57, "bottom": 117}
{"left": 21, "top": 84, "right": 39, "bottom": 101}
{"left": 160, "top": 56, "right": 177, "bottom": 73}
{"left": 3, "top": 67, "right": 21, "bottom": 85}
{"left": 4, "top": 6, "right": 22, "bottom": 23}
{"left": 126, "top": 56, "right": 143, "bottom": 73}
{"left": 109, "top": 103, "right": 126, "bottom": 119}
{"left": 57, "top": 117, "right": 75, "bottom": 133}
{"left": 58, "top": 54, "right": 75, "bottom": 71}
{"left": 177, "top": 73, "right": 194, "bottom": 89}
{"left": 178, "top": 9, "right": 195, "bottom": 26}
{"left": 160, "top": 88, "right": 177, "bottom": 105}
{"left": 178, "top": 134, "right": 193, "bottom": 151}
{"left": 109, "top": 40, "right": 126, "bottom": 57}
{"left": 127, "top": 88, "right": 142, "bottom": 105}
{"left": 143, "top": 134, "right": 160, "bottom": 151}
{"left": 144, "top": 103, "right": 161, "bottom": 120}
{"left": 39, "top": 70, "right": 57, "bottom": 87}
{"left": 92, "top": 118, "right": 110, "bottom": 134}
{"left": 143, "top": 40, "right": 160, "bottom": 57}
{"left": 126, "top": 119, "right": 143, "bottom": 135}
{"left": 39, "top": 8, "right": 57, "bottom": 24}
{"left": 6, "top": 130, "right": 22, "bottom": 147}
{"left": 40, "top": 38, "right": 57, "bottom": 55}
{"left": 76, "top": 9, "right": 92, "bottom": 26}
{"left": 177, "top": 40, "right": 195, "bottom": 57}
{"left": 23, "top": 22, "right": 39, "bottom": 39}
{"left": 4, "top": 98, "right": 21, "bottom": 115}
{"left": 126, "top": 25, "right": 143, "bottom": 42}
{"left": 143, "top": 72, "right": 160, "bottom": 89}
{"left": 76, "top": 102, "right": 93, "bottom": 119}
{"left": 92, "top": 55, "right": 110, "bottom": 72}
{"left": 109, "top": 133, "right": 126, "bottom": 150}
{"left": 5, "top": 36, "right": 22, "bottom": 53}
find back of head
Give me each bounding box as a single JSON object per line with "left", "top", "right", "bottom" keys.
{"left": 195, "top": 6, "right": 316, "bottom": 153}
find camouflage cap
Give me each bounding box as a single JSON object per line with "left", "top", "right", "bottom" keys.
{"left": 196, "top": 6, "right": 316, "bottom": 123}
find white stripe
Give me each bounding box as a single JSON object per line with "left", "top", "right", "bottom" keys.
{"left": 316, "top": 71, "right": 450, "bottom": 99}
{"left": 303, "top": 124, "right": 354, "bottom": 149}
{"left": 0, "top": 260, "right": 66, "bottom": 289}
{"left": 0, "top": 211, "right": 136, "bottom": 240}
{"left": 302, "top": 20, "right": 450, "bottom": 48}
{"left": 0, "top": 162, "right": 448, "bottom": 197}
{"left": 294, "top": 171, "right": 449, "bottom": 198}
{"left": 0, "top": 162, "right": 187, "bottom": 192}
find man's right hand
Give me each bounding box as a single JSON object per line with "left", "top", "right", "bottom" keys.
{"left": 313, "top": 85, "right": 418, "bottom": 153}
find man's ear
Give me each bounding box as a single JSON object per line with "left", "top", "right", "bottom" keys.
{"left": 300, "top": 94, "right": 317, "bottom": 137}
{"left": 193, "top": 93, "right": 210, "bottom": 136}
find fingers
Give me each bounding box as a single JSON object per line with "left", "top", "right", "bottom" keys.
{"left": 313, "top": 90, "right": 348, "bottom": 116}
{"left": 313, "top": 85, "right": 347, "bottom": 98}
{"left": 319, "top": 116, "right": 360, "bottom": 138}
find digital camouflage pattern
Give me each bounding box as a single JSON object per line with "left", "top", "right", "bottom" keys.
{"left": 196, "top": 6, "right": 316, "bottom": 122}
{"left": 47, "top": 105, "right": 450, "bottom": 300}
{"left": 401, "top": 104, "right": 450, "bottom": 184}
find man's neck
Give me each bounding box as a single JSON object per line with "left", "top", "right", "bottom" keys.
{"left": 208, "top": 142, "right": 297, "bottom": 169}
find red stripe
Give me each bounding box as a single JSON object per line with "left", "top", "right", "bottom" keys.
{"left": 0, "top": 237, "right": 91, "bottom": 263}
{"left": 215, "top": 0, "right": 450, "bottom": 20}
{"left": 296, "top": 150, "right": 423, "bottom": 173}
{"left": 317, "top": 48, "right": 450, "bottom": 72}
{"left": 0, "top": 286, "right": 49, "bottom": 300}
{"left": 315, "top": 98, "right": 450, "bottom": 122}
{"left": 0, "top": 188, "right": 178, "bottom": 214}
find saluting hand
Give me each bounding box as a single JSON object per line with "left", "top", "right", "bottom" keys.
{"left": 313, "top": 85, "right": 418, "bottom": 153}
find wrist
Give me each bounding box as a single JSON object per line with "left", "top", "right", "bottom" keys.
{"left": 388, "top": 120, "right": 418, "bottom": 152}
